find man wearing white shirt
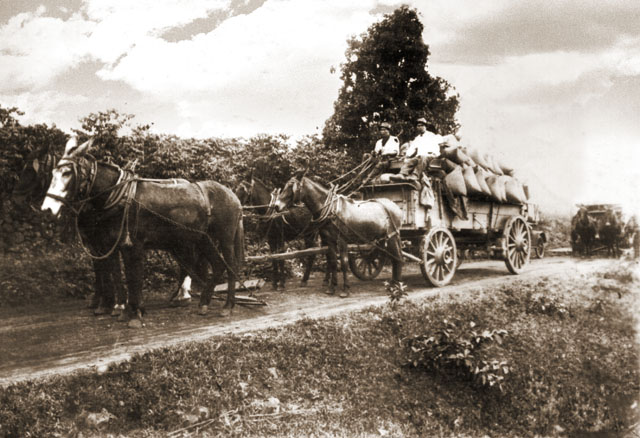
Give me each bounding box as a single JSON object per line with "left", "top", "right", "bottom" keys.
{"left": 367, "top": 122, "right": 399, "bottom": 181}
{"left": 405, "top": 118, "right": 443, "bottom": 158}
{"left": 373, "top": 122, "right": 400, "bottom": 157}
{"left": 392, "top": 117, "right": 444, "bottom": 183}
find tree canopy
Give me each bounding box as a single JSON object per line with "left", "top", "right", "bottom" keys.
{"left": 323, "top": 6, "right": 460, "bottom": 158}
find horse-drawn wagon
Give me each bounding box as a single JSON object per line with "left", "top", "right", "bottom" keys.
{"left": 348, "top": 158, "right": 537, "bottom": 287}
{"left": 571, "top": 203, "right": 624, "bottom": 257}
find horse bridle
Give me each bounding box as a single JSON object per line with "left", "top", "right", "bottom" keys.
{"left": 45, "top": 155, "right": 98, "bottom": 215}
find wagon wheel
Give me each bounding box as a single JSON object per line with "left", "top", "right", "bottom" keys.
{"left": 503, "top": 216, "right": 531, "bottom": 274}
{"left": 534, "top": 238, "right": 545, "bottom": 259}
{"left": 348, "top": 247, "right": 386, "bottom": 280}
{"left": 420, "top": 227, "right": 457, "bottom": 287}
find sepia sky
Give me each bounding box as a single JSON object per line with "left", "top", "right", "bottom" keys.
{"left": 1, "top": 0, "right": 639, "bottom": 216}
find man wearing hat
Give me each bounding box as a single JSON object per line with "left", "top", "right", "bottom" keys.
{"left": 392, "top": 117, "right": 445, "bottom": 183}
{"left": 404, "top": 117, "right": 444, "bottom": 158}
{"left": 373, "top": 122, "right": 400, "bottom": 157}
{"left": 365, "top": 121, "right": 400, "bottom": 182}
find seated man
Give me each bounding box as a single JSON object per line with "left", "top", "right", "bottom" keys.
{"left": 391, "top": 117, "right": 444, "bottom": 182}
{"left": 366, "top": 121, "right": 400, "bottom": 181}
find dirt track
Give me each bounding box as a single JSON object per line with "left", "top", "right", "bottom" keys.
{"left": 0, "top": 256, "right": 615, "bottom": 386}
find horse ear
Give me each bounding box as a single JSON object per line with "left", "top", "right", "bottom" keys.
{"left": 71, "top": 137, "right": 95, "bottom": 157}
{"left": 63, "top": 136, "right": 78, "bottom": 156}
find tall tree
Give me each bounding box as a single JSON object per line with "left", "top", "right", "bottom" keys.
{"left": 323, "top": 6, "right": 460, "bottom": 158}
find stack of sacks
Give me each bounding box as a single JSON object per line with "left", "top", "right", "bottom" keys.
{"left": 486, "top": 175, "right": 507, "bottom": 202}
{"left": 444, "top": 165, "right": 467, "bottom": 196}
{"left": 440, "top": 144, "right": 528, "bottom": 204}
{"left": 504, "top": 176, "right": 527, "bottom": 204}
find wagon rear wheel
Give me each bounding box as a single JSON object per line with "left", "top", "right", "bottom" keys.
{"left": 420, "top": 227, "right": 457, "bottom": 287}
{"left": 534, "top": 239, "right": 545, "bottom": 259}
{"left": 503, "top": 216, "right": 531, "bottom": 274}
{"left": 348, "top": 248, "right": 386, "bottom": 280}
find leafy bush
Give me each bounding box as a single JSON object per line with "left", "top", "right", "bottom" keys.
{"left": 405, "top": 319, "right": 510, "bottom": 391}
{"left": 385, "top": 281, "right": 408, "bottom": 309}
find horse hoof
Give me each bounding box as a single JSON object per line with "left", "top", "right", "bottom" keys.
{"left": 324, "top": 290, "right": 335, "bottom": 296}
{"left": 94, "top": 306, "right": 109, "bottom": 316}
{"left": 128, "top": 318, "right": 143, "bottom": 329}
{"left": 219, "top": 307, "right": 232, "bottom": 317}
{"left": 111, "top": 308, "right": 122, "bottom": 317}
{"left": 198, "top": 305, "right": 208, "bottom": 316}
{"left": 339, "top": 291, "right": 350, "bottom": 298}
{"left": 171, "top": 298, "right": 191, "bottom": 308}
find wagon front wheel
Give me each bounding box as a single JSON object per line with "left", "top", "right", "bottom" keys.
{"left": 503, "top": 216, "right": 531, "bottom": 274}
{"left": 420, "top": 227, "right": 457, "bottom": 287}
{"left": 348, "top": 248, "right": 386, "bottom": 280}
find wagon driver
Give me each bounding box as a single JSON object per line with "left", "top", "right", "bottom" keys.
{"left": 366, "top": 121, "right": 400, "bottom": 181}
{"left": 392, "top": 117, "right": 445, "bottom": 182}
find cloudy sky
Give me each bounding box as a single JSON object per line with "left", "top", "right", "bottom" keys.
{"left": 1, "top": 0, "right": 639, "bottom": 216}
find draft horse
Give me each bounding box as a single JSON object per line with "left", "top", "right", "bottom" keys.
{"left": 274, "top": 176, "right": 403, "bottom": 297}
{"left": 571, "top": 207, "right": 597, "bottom": 257}
{"left": 598, "top": 209, "right": 622, "bottom": 258}
{"left": 13, "top": 142, "right": 195, "bottom": 314}
{"left": 235, "top": 176, "right": 328, "bottom": 290}
{"left": 41, "top": 137, "right": 244, "bottom": 327}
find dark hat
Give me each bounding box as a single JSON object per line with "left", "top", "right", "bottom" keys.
{"left": 416, "top": 117, "right": 427, "bottom": 126}
{"left": 379, "top": 122, "right": 392, "bottom": 130}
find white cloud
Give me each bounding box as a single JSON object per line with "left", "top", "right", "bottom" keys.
{"left": 85, "top": 0, "right": 231, "bottom": 64}
{"left": 0, "top": 11, "right": 93, "bottom": 90}
{"left": 0, "top": 91, "right": 89, "bottom": 128}
{"left": 95, "top": 0, "right": 382, "bottom": 136}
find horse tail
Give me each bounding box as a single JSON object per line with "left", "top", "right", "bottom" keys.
{"left": 235, "top": 216, "right": 245, "bottom": 269}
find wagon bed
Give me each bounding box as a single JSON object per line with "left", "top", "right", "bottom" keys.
{"left": 353, "top": 159, "right": 535, "bottom": 286}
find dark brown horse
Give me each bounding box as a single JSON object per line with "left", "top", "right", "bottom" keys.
{"left": 235, "top": 177, "right": 327, "bottom": 290}
{"left": 13, "top": 143, "right": 196, "bottom": 314}
{"left": 41, "top": 138, "right": 244, "bottom": 327}
{"left": 598, "top": 209, "right": 622, "bottom": 258}
{"left": 274, "top": 176, "right": 403, "bottom": 297}
{"left": 571, "top": 207, "right": 597, "bottom": 257}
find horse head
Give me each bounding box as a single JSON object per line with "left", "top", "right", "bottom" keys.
{"left": 13, "top": 145, "right": 57, "bottom": 204}
{"left": 234, "top": 180, "right": 252, "bottom": 205}
{"left": 274, "top": 177, "right": 299, "bottom": 213}
{"left": 41, "top": 136, "right": 95, "bottom": 217}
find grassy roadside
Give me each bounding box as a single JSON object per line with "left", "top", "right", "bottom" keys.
{"left": 0, "top": 262, "right": 638, "bottom": 438}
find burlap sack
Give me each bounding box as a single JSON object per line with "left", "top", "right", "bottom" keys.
{"left": 468, "top": 148, "right": 490, "bottom": 170}
{"left": 504, "top": 176, "right": 527, "bottom": 204}
{"left": 463, "top": 164, "right": 484, "bottom": 196}
{"left": 486, "top": 154, "right": 504, "bottom": 175}
{"left": 442, "top": 158, "right": 460, "bottom": 173}
{"left": 486, "top": 175, "right": 507, "bottom": 202}
{"left": 497, "top": 159, "right": 514, "bottom": 175}
{"left": 442, "top": 146, "right": 473, "bottom": 166}
{"left": 474, "top": 167, "right": 493, "bottom": 196}
{"left": 445, "top": 166, "right": 467, "bottom": 197}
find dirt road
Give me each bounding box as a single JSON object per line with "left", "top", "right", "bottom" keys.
{"left": 0, "top": 256, "right": 614, "bottom": 386}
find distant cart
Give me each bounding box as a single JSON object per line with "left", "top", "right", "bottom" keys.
{"left": 571, "top": 203, "right": 623, "bottom": 255}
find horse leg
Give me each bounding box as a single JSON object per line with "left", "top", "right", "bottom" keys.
{"left": 300, "top": 234, "right": 318, "bottom": 287}
{"left": 338, "top": 239, "right": 350, "bottom": 298}
{"left": 388, "top": 236, "right": 403, "bottom": 285}
{"left": 120, "top": 243, "right": 145, "bottom": 328}
{"left": 107, "top": 253, "right": 127, "bottom": 317}
{"left": 319, "top": 232, "right": 331, "bottom": 286}
{"left": 93, "top": 254, "right": 123, "bottom": 317}
{"left": 324, "top": 238, "right": 338, "bottom": 295}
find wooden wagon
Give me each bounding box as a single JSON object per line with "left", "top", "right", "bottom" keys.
{"left": 348, "top": 159, "right": 537, "bottom": 287}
